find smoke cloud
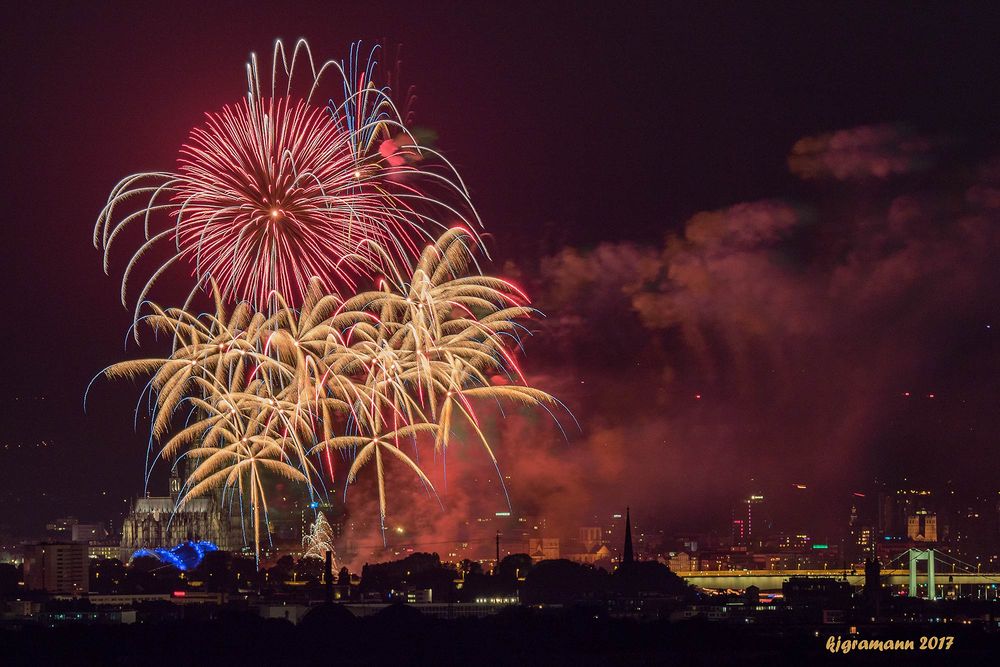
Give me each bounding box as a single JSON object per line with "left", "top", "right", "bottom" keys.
{"left": 788, "top": 124, "right": 941, "bottom": 180}
{"left": 343, "top": 127, "right": 1000, "bottom": 560}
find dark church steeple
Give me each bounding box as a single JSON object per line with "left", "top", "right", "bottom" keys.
{"left": 623, "top": 506, "right": 634, "bottom": 565}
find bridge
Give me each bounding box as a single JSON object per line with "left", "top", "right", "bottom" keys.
{"left": 676, "top": 569, "right": 1000, "bottom": 591}
{"left": 675, "top": 549, "right": 1000, "bottom": 597}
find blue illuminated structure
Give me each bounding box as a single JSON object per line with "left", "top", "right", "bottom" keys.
{"left": 131, "top": 540, "right": 218, "bottom": 571}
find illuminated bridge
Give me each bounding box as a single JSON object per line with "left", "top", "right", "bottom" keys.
{"left": 676, "top": 548, "right": 1000, "bottom": 597}
{"left": 676, "top": 569, "right": 1000, "bottom": 592}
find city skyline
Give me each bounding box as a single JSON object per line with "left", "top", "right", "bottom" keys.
{"left": 2, "top": 3, "right": 1000, "bottom": 561}
{"left": 11, "top": 477, "right": 1000, "bottom": 573}
{"left": 6, "top": 6, "right": 1000, "bottom": 662}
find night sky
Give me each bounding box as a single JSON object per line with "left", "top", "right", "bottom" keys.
{"left": 2, "top": 3, "right": 1000, "bottom": 542}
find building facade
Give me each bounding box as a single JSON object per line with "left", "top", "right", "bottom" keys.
{"left": 120, "top": 467, "right": 238, "bottom": 555}
{"left": 528, "top": 537, "right": 560, "bottom": 561}
{"left": 120, "top": 496, "right": 237, "bottom": 554}
{"left": 23, "top": 542, "right": 88, "bottom": 594}
{"left": 907, "top": 513, "right": 938, "bottom": 542}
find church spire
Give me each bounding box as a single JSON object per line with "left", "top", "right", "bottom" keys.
{"left": 623, "top": 506, "right": 634, "bottom": 565}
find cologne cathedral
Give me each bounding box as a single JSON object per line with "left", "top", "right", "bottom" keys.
{"left": 120, "top": 468, "right": 238, "bottom": 555}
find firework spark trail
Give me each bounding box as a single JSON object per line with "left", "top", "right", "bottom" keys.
{"left": 95, "top": 39, "right": 483, "bottom": 315}
{"left": 302, "top": 511, "right": 339, "bottom": 563}
{"left": 93, "top": 40, "right": 568, "bottom": 557}
{"left": 99, "top": 232, "right": 564, "bottom": 551}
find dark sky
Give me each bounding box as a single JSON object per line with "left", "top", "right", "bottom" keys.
{"left": 2, "top": 2, "right": 1000, "bottom": 541}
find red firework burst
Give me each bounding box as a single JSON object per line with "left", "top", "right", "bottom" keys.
{"left": 97, "top": 40, "right": 483, "bottom": 317}
{"left": 174, "top": 96, "right": 424, "bottom": 308}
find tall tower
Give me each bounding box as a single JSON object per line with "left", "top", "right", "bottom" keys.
{"left": 623, "top": 507, "right": 634, "bottom": 565}
{"left": 169, "top": 466, "right": 182, "bottom": 504}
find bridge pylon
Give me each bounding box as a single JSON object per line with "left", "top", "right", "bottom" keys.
{"left": 908, "top": 548, "right": 937, "bottom": 600}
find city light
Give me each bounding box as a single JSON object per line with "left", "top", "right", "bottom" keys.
{"left": 8, "top": 12, "right": 1000, "bottom": 664}
{"left": 131, "top": 541, "right": 218, "bottom": 571}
